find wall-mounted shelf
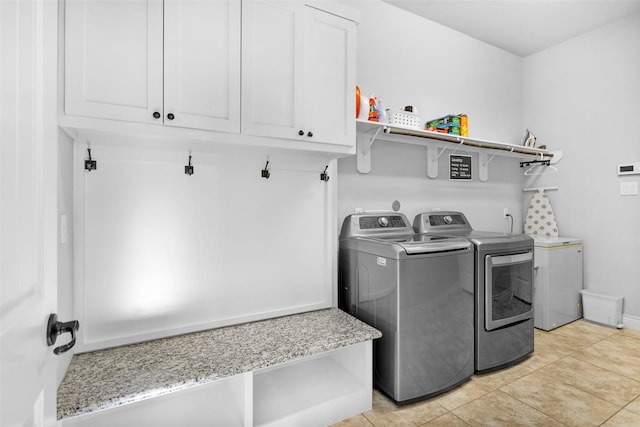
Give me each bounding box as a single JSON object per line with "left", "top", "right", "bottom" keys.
{"left": 356, "top": 120, "right": 555, "bottom": 181}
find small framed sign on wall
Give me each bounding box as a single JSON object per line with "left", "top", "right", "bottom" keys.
{"left": 450, "top": 154, "right": 472, "bottom": 180}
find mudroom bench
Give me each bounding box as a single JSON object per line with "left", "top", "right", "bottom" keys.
{"left": 57, "top": 308, "right": 381, "bottom": 427}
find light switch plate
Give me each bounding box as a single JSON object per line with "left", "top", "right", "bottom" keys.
{"left": 620, "top": 181, "right": 639, "bottom": 195}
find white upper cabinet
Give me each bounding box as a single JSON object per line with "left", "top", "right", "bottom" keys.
{"left": 241, "top": 1, "right": 304, "bottom": 141}
{"left": 65, "top": 0, "right": 164, "bottom": 124}
{"left": 63, "top": 0, "right": 357, "bottom": 151}
{"left": 242, "top": 1, "right": 356, "bottom": 147}
{"left": 64, "top": 0, "right": 241, "bottom": 133}
{"left": 164, "top": 0, "right": 240, "bottom": 132}
{"left": 305, "top": 6, "right": 356, "bottom": 146}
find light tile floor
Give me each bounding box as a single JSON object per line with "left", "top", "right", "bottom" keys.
{"left": 333, "top": 320, "right": 640, "bottom": 426}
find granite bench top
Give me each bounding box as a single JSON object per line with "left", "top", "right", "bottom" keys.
{"left": 57, "top": 308, "right": 381, "bottom": 420}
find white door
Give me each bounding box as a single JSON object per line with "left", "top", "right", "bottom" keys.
{"left": 164, "top": 0, "right": 241, "bottom": 132}
{"left": 241, "top": 0, "right": 306, "bottom": 140}
{"left": 1, "top": 0, "right": 59, "bottom": 426}
{"left": 304, "top": 6, "right": 356, "bottom": 146}
{"left": 64, "top": 0, "right": 164, "bottom": 124}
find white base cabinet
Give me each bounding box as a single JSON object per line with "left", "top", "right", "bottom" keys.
{"left": 253, "top": 342, "right": 372, "bottom": 427}
{"left": 60, "top": 342, "right": 372, "bottom": 427}
{"left": 62, "top": 375, "right": 248, "bottom": 427}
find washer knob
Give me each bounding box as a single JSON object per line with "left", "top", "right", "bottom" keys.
{"left": 443, "top": 215, "right": 453, "bottom": 224}
{"left": 378, "top": 217, "right": 389, "bottom": 227}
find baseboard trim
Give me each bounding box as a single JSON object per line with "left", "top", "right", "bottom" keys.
{"left": 622, "top": 315, "right": 640, "bottom": 331}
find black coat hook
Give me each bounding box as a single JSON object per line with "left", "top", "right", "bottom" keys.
{"left": 261, "top": 161, "right": 270, "bottom": 179}
{"left": 85, "top": 148, "right": 97, "bottom": 171}
{"left": 320, "top": 165, "right": 330, "bottom": 182}
{"left": 185, "top": 154, "right": 194, "bottom": 175}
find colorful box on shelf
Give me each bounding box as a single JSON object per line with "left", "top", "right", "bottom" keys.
{"left": 425, "top": 127, "right": 446, "bottom": 134}
{"left": 426, "top": 114, "right": 468, "bottom": 136}
{"left": 425, "top": 125, "right": 460, "bottom": 135}
{"left": 438, "top": 124, "right": 460, "bottom": 135}
{"left": 426, "top": 115, "right": 461, "bottom": 128}
{"left": 460, "top": 114, "right": 468, "bottom": 137}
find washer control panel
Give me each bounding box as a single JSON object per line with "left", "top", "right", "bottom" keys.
{"left": 413, "top": 211, "right": 473, "bottom": 234}
{"left": 339, "top": 212, "right": 414, "bottom": 239}
{"left": 429, "top": 214, "right": 467, "bottom": 227}
{"left": 360, "top": 215, "right": 406, "bottom": 229}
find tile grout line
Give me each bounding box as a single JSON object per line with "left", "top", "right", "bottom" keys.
{"left": 511, "top": 328, "right": 640, "bottom": 426}
{"left": 563, "top": 330, "right": 640, "bottom": 392}
{"left": 497, "top": 387, "right": 571, "bottom": 426}
{"left": 490, "top": 368, "right": 572, "bottom": 426}
{"left": 487, "top": 327, "right": 618, "bottom": 426}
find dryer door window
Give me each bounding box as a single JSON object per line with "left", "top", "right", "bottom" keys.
{"left": 484, "top": 252, "right": 533, "bottom": 331}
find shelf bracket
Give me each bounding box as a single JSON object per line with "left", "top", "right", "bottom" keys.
{"left": 362, "top": 127, "right": 382, "bottom": 156}
{"left": 357, "top": 127, "right": 385, "bottom": 173}
{"left": 427, "top": 145, "right": 439, "bottom": 179}
{"left": 549, "top": 150, "right": 563, "bottom": 164}
{"left": 450, "top": 139, "right": 466, "bottom": 156}
{"left": 478, "top": 152, "right": 497, "bottom": 182}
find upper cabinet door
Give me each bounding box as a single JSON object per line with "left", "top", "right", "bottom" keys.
{"left": 164, "top": 0, "right": 241, "bottom": 133}
{"left": 64, "top": 0, "right": 164, "bottom": 124}
{"left": 242, "top": 1, "right": 356, "bottom": 147}
{"left": 304, "top": 6, "right": 355, "bottom": 146}
{"left": 241, "top": 1, "right": 306, "bottom": 140}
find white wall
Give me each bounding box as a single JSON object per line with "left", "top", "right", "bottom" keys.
{"left": 339, "top": 1, "right": 526, "bottom": 230}
{"left": 522, "top": 12, "right": 640, "bottom": 318}
{"left": 73, "top": 140, "right": 336, "bottom": 351}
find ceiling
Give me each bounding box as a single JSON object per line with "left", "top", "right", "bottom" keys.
{"left": 381, "top": 0, "right": 640, "bottom": 57}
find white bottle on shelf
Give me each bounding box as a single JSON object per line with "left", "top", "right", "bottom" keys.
{"left": 378, "top": 98, "right": 388, "bottom": 124}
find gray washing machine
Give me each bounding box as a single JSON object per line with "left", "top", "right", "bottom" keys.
{"left": 414, "top": 211, "right": 534, "bottom": 373}
{"left": 338, "top": 212, "right": 474, "bottom": 404}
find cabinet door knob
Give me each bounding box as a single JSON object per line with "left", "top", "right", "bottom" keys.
{"left": 153, "top": 112, "right": 161, "bottom": 119}
{"left": 298, "top": 130, "right": 304, "bottom": 136}
{"left": 167, "top": 113, "right": 175, "bottom": 120}
{"left": 307, "top": 131, "right": 313, "bottom": 137}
